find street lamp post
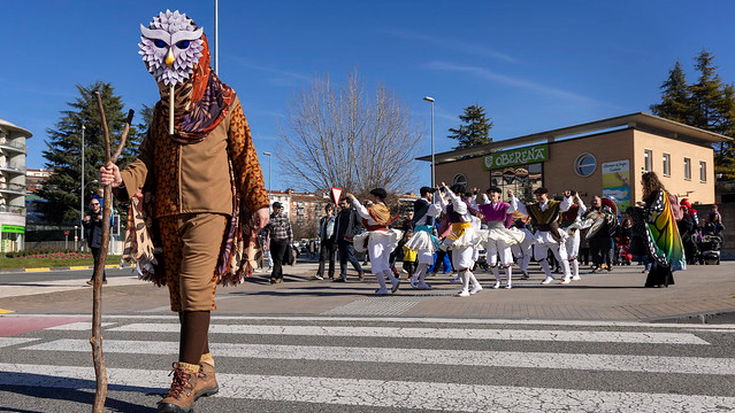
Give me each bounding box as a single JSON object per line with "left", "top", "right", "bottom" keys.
{"left": 423, "top": 96, "right": 435, "bottom": 187}
{"left": 80, "top": 179, "right": 99, "bottom": 250}
{"left": 263, "top": 152, "right": 272, "bottom": 193}
{"left": 80, "top": 124, "right": 85, "bottom": 240}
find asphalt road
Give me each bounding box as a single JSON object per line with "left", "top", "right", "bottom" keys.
{"left": 1, "top": 314, "right": 734, "bottom": 412}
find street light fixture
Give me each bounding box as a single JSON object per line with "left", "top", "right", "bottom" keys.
{"left": 423, "top": 96, "right": 435, "bottom": 187}
{"left": 262, "top": 152, "right": 272, "bottom": 193}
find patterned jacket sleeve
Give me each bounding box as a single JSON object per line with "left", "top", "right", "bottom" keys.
{"left": 114, "top": 122, "right": 156, "bottom": 202}
{"left": 227, "top": 100, "right": 270, "bottom": 213}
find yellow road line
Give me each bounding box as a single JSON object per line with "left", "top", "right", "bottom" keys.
{"left": 25, "top": 268, "right": 51, "bottom": 272}
{"left": 69, "top": 266, "right": 89, "bottom": 270}
{"left": 0, "top": 308, "right": 15, "bottom": 314}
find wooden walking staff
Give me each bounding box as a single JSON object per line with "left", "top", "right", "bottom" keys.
{"left": 90, "top": 91, "right": 133, "bottom": 413}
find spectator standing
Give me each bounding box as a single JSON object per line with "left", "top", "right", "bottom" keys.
{"left": 584, "top": 196, "right": 616, "bottom": 273}
{"left": 266, "top": 202, "right": 292, "bottom": 284}
{"left": 84, "top": 198, "right": 106, "bottom": 285}
{"left": 678, "top": 200, "right": 699, "bottom": 265}
{"left": 333, "top": 197, "right": 364, "bottom": 282}
{"left": 703, "top": 212, "right": 725, "bottom": 238}
{"left": 315, "top": 204, "right": 337, "bottom": 280}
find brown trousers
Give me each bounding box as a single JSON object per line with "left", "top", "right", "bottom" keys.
{"left": 158, "top": 213, "right": 228, "bottom": 312}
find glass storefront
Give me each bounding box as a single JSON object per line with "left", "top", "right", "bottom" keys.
{"left": 489, "top": 163, "right": 543, "bottom": 202}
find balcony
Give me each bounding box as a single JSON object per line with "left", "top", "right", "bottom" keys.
{"left": 0, "top": 139, "right": 26, "bottom": 154}
{"left": 0, "top": 182, "right": 26, "bottom": 195}
{"left": 0, "top": 165, "right": 26, "bottom": 175}
{"left": 0, "top": 205, "right": 26, "bottom": 215}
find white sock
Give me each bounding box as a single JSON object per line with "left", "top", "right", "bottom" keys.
{"left": 385, "top": 269, "right": 398, "bottom": 284}
{"left": 376, "top": 270, "right": 387, "bottom": 290}
{"left": 505, "top": 265, "right": 513, "bottom": 285}
{"left": 415, "top": 264, "right": 428, "bottom": 284}
{"left": 521, "top": 256, "right": 531, "bottom": 272}
{"left": 560, "top": 259, "right": 572, "bottom": 278}
{"left": 468, "top": 271, "right": 480, "bottom": 289}
{"left": 538, "top": 259, "right": 553, "bottom": 278}
{"left": 491, "top": 265, "right": 501, "bottom": 282}
{"left": 571, "top": 259, "right": 579, "bottom": 277}
{"left": 461, "top": 271, "right": 470, "bottom": 291}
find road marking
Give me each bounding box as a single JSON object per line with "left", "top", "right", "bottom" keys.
{"left": 0, "top": 308, "right": 14, "bottom": 314}
{"left": 68, "top": 266, "right": 89, "bottom": 270}
{"left": 45, "top": 322, "right": 115, "bottom": 331}
{"left": 6, "top": 313, "right": 735, "bottom": 330}
{"left": 0, "top": 337, "right": 38, "bottom": 348}
{"left": 24, "top": 339, "right": 735, "bottom": 376}
{"left": 109, "top": 323, "right": 710, "bottom": 345}
{"left": 24, "top": 268, "right": 50, "bottom": 272}
{"left": 1, "top": 363, "right": 734, "bottom": 412}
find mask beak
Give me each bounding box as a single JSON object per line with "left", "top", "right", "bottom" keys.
{"left": 165, "top": 48, "right": 175, "bottom": 67}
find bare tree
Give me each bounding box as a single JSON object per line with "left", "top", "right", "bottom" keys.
{"left": 278, "top": 70, "right": 421, "bottom": 194}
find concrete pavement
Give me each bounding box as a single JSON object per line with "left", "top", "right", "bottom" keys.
{"left": 0, "top": 260, "right": 733, "bottom": 322}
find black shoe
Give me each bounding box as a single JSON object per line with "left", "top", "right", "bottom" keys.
{"left": 333, "top": 276, "right": 346, "bottom": 282}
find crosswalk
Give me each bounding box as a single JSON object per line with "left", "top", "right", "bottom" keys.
{"left": 1, "top": 314, "right": 735, "bottom": 412}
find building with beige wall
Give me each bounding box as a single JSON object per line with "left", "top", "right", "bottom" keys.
{"left": 0, "top": 119, "right": 31, "bottom": 252}
{"left": 419, "top": 113, "right": 730, "bottom": 208}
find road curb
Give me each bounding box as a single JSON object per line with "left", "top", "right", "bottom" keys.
{"left": 0, "top": 264, "right": 135, "bottom": 274}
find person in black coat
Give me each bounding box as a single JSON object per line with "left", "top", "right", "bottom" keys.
{"left": 83, "top": 198, "right": 106, "bottom": 285}
{"left": 333, "top": 197, "right": 364, "bottom": 282}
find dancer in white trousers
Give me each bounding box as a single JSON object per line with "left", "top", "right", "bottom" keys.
{"left": 560, "top": 190, "right": 587, "bottom": 281}
{"left": 440, "top": 183, "right": 484, "bottom": 297}
{"left": 406, "top": 186, "right": 443, "bottom": 289}
{"left": 347, "top": 189, "right": 402, "bottom": 295}
{"left": 509, "top": 187, "right": 573, "bottom": 284}
{"left": 477, "top": 187, "right": 525, "bottom": 289}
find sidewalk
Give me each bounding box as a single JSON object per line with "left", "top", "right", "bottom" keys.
{"left": 1, "top": 260, "right": 733, "bottom": 323}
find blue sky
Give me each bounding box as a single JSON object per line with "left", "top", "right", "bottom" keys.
{"left": 2, "top": 0, "right": 734, "bottom": 192}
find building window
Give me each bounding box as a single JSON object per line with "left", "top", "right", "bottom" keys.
{"left": 700, "top": 161, "right": 707, "bottom": 182}
{"left": 684, "top": 158, "right": 691, "bottom": 180}
{"left": 452, "top": 173, "right": 467, "bottom": 187}
{"left": 662, "top": 153, "right": 671, "bottom": 177}
{"left": 573, "top": 153, "right": 597, "bottom": 177}
{"left": 644, "top": 149, "right": 652, "bottom": 172}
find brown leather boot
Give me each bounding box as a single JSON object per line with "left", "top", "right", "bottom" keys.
{"left": 157, "top": 362, "right": 200, "bottom": 413}
{"left": 194, "top": 362, "right": 219, "bottom": 399}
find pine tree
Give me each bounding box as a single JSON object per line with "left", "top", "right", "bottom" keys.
{"left": 651, "top": 49, "right": 735, "bottom": 180}
{"left": 447, "top": 105, "right": 493, "bottom": 150}
{"left": 650, "top": 60, "right": 692, "bottom": 124}
{"left": 39, "top": 81, "right": 140, "bottom": 224}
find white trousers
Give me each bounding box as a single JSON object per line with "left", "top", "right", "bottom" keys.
{"left": 485, "top": 238, "right": 513, "bottom": 267}
{"left": 452, "top": 245, "right": 475, "bottom": 271}
{"left": 564, "top": 229, "right": 580, "bottom": 260}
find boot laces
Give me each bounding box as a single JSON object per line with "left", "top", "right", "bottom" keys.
{"left": 165, "top": 363, "right": 193, "bottom": 398}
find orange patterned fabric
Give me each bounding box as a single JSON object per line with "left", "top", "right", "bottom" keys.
{"left": 227, "top": 106, "right": 270, "bottom": 214}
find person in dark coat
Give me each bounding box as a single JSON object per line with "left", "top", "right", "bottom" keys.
{"left": 333, "top": 197, "right": 364, "bottom": 282}
{"left": 83, "top": 198, "right": 106, "bottom": 285}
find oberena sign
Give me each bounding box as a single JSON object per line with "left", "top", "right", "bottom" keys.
{"left": 483, "top": 144, "right": 549, "bottom": 170}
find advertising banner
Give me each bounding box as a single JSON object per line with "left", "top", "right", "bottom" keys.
{"left": 601, "top": 160, "right": 630, "bottom": 211}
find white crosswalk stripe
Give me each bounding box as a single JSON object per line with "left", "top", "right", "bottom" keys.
{"left": 24, "top": 338, "right": 735, "bottom": 375}
{"left": 2, "top": 363, "right": 735, "bottom": 413}
{"left": 1, "top": 315, "right": 734, "bottom": 412}
{"left": 105, "top": 322, "right": 710, "bottom": 345}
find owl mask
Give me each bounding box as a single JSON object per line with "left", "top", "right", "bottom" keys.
{"left": 139, "top": 10, "right": 206, "bottom": 135}
{"left": 139, "top": 10, "right": 204, "bottom": 86}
